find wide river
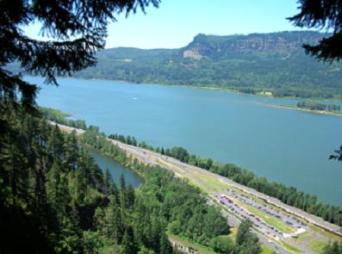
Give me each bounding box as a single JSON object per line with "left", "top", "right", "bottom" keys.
{"left": 29, "top": 77, "right": 342, "bottom": 206}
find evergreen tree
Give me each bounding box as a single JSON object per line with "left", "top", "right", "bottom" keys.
{"left": 47, "top": 161, "right": 62, "bottom": 208}
{"left": 322, "top": 241, "right": 342, "bottom": 254}
{"left": 120, "top": 174, "right": 127, "bottom": 191}
{"left": 74, "top": 167, "right": 88, "bottom": 204}
{"left": 289, "top": 0, "right": 342, "bottom": 61}
{"left": 56, "top": 215, "right": 83, "bottom": 254}
{"left": 1, "top": 0, "right": 159, "bottom": 110}
{"left": 159, "top": 232, "right": 173, "bottom": 254}
{"left": 120, "top": 174, "right": 127, "bottom": 208}
{"left": 103, "top": 168, "right": 114, "bottom": 196}
{"left": 126, "top": 185, "right": 136, "bottom": 209}
{"left": 289, "top": 1, "right": 342, "bottom": 162}
{"left": 83, "top": 231, "right": 103, "bottom": 254}
{"left": 235, "top": 220, "right": 260, "bottom": 254}
{"left": 65, "top": 131, "right": 79, "bottom": 171}
{"left": 48, "top": 126, "right": 65, "bottom": 165}
{"left": 121, "top": 225, "right": 138, "bottom": 254}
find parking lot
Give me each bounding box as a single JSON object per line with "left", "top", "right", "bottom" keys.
{"left": 218, "top": 190, "right": 307, "bottom": 240}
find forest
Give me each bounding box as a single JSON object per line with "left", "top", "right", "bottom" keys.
{"left": 35, "top": 107, "right": 342, "bottom": 253}
{"left": 107, "top": 133, "right": 342, "bottom": 227}
{"left": 41, "top": 107, "right": 342, "bottom": 228}
{"left": 0, "top": 104, "right": 268, "bottom": 253}
{"left": 1, "top": 0, "right": 342, "bottom": 253}
{"left": 296, "top": 101, "right": 341, "bottom": 112}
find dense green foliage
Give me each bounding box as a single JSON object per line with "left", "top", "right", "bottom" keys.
{"left": 79, "top": 126, "right": 266, "bottom": 254}
{"left": 208, "top": 220, "right": 261, "bottom": 254}
{"left": 0, "top": 0, "right": 159, "bottom": 112}
{"left": 66, "top": 31, "right": 342, "bottom": 99}
{"left": 289, "top": 0, "right": 342, "bottom": 165}
{"left": 107, "top": 133, "right": 342, "bottom": 227}
{"left": 289, "top": 0, "right": 342, "bottom": 61}
{"left": 137, "top": 169, "right": 230, "bottom": 247}
{"left": 3, "top": 105, "right": 256, "bottom": 253}
{"left": 81, "top": 127, "right": 230, "bottom": 245}
{"left": 234, "top": 220, "right": 261, "bottom": 254}
{"left": 0, "top": 2, "right": 262, "bottom": 253}
{"left": 0, "top": 105, "right": 173, "bottom": 253}
{"left": 155, "top": 147, "right": 342, "bottom": 226}
{"left": 322, "top": 241, "right": 342, "bottom": 254}
{"left": 44, "top": 111, "right": 342, "bottom": 227}
{"left": 40, "top": 107, "right": 88, "bottom": 129}
{"left": 297, "top": 101, "right": 341, "bottom": 112}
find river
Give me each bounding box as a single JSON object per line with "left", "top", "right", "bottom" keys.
{"left": 29, "top": 76, "right": 342, "bottom": 206}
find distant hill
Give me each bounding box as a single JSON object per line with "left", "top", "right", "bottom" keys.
{"left": 12, "top": 31, "right": 342, "bottom": 99}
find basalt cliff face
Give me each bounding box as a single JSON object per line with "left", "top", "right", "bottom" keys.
{"left": 182, "top": 31, "right": 322, "bottom": 59}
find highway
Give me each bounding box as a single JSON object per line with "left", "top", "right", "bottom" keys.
{"left": 53, "top": 122, "right": 342, "bottom": 254}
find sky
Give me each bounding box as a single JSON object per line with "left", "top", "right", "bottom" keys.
{"left": 25, "top": 0, "right": 307, "bottom": 49}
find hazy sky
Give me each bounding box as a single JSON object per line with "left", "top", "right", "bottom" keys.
{"left": 25, "top": 0, "right": 307, "bottom": 49}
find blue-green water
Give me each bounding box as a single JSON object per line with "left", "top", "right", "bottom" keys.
{"left": 90, "top": 148, "right": 142, "bottom": 188}
{"left": 29, "top": 76, "right": 342, "bottom": 205}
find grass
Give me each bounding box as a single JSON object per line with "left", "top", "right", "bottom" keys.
{"left": 228, "top": 227, "right": 238, "bottom": 242}
{"left": 281, "top": 241, "right": 303, "bottom": 254}
{"left": 291, "top": 232, "right": 326, "bottom": 254}
{"left": 309, "top": 224, "right": 342, "bottom": 242}
{"left": 168, "top": 229, "right": 281, "bottom": 254}
{"left": 200, "top": 176, "right": 226, "bottom": 192}
{"left": 168, "top": 233, "right": 217, "bottom": 254}
{"left": 295, "top": 231, "right": 309, "bottom": 241}
{"left": 309, "top": 240, "right": 327, "bottom": 254}
{"left": 228, "top": 186, "right": 303, "bottom": 233}
{"left": 156, "top": 147, "right": 341, "bottom": 254}
{"left": 164, "top": 163, "right": 230, "bottom": 194}
{"left": 246, "top": 206, "right": 294, "bottom": 234}
{"left": 261, "top": 244, "right": 275, "bottom": 254}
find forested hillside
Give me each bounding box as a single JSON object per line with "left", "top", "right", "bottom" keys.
{"left": 41, "top": 107, "right": 342, "bottom": 227}
{"left": 72, "top": 31, "right": 342, "bottom": 99}
{"left": 0, "top": 105, "right": 267, "bottom": 254}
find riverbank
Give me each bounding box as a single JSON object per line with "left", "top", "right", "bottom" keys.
{"left": 72, "top": 75, "right": 342, "bottom": 101}
{"left": 85, "top": 77, "right": 342, "bottom": 101}
{"left": 258, "top": 102, "right": 342, "bottom": 117}
{"left": 26, "top": 74, "right": 342, "bottom": 101}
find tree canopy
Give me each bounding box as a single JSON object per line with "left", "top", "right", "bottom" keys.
{"left": 289, "top": 0, "right": 342, "bottom": 61}
{"left": 0, "top": 0, "right": 159, "bottom": 110}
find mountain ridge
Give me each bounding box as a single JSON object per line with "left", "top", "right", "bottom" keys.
{"left": 8, "top": 31, "right": 342, "bottom": 99}
{"left": 73, "top": 31, "right": 342, "bottom": 99}
{"left": 182, "top": 31, "right": 324, "bottom": 59}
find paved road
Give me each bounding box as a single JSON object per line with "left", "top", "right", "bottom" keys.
{"left": 208, "top": 197, "right": 290, "bottom": 254}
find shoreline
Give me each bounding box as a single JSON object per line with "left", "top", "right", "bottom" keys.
{"left": 26, "top": 74, "right": 342, "bottom": 102}
{"left": 53, "top": 121, "right": 342, "bottom": 254}
{"left": 77, "top": 78, "right": 342, "bottom": 101}
{"left": 258, "top": 102, "right": 342, "bottom": 117}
